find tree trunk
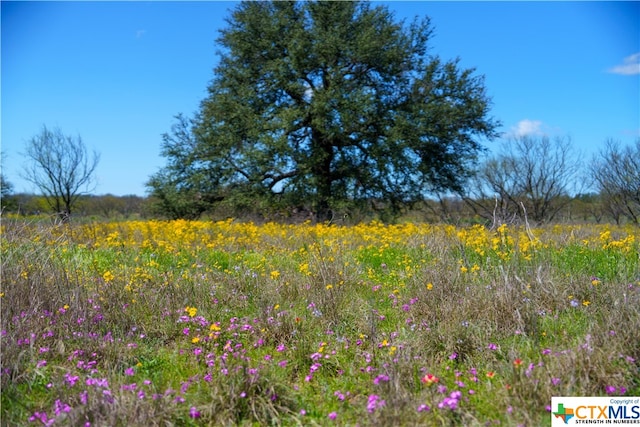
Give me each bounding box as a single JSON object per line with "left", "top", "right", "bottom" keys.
{"left": 312, "top": 130, "right": 334, "bottom": 223}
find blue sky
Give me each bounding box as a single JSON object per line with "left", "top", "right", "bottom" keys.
{"left": 2, "top": 1, "right": 639, "bottom": 197}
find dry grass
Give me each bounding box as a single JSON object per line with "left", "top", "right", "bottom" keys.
{"left": 1, "top": 217, "right": 638, "bottom": 426}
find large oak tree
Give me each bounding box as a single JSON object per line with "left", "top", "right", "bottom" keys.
{"left": 149, "top": 1, "right": 499, "bottom": 220}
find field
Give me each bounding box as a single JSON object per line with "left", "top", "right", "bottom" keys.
{"left": 1, "top": 218, "right": 639, "bottom": 426}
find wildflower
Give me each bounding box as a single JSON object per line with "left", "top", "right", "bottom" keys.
{"left": 102, "top": 271, "right": 114, "bottom": 283}
{"left": 449, "top": 352, "right": 458, "bottom": 360}
{"left": 513, "top": 358, "right": 523, "bottom": 368}
{"left": 29, "top": 412, "right": 53, "bottom": 426}
{"left": 54, "top": 399, "right": 72, "bottom": 416}
{"left": 374, "top": 374, "right": 390, "bottom": 384}
{"left": 125, "top": 367, "right": 135, "bottom": 376}
{"left": 438, "top": 390, "right": 462, "bottom": 410}
{"left": 551, "top": 377, "right": 561, "bottom": 386}
{"left": 189, "top": 406, "right": 201, "bottom": 418}
{"left": 65, "top": 373, "right": 79, "bottom": 387}
{"left": 36, "top": 360, "right": 47, "bottom": 368}
{"left": 367, "top": 394, "right": 386, "bottom": 413}
{"left": 421, "top": 373, "right": 439, "bottom": 385}
{"left": 191, "top": 337, "right": 200, "bottom": 344}
{"left": 209, "top": 323, "right": 221, "bottom": 331}
{"left": 417, "top": 403, "right": 430, "bottom": 412}
{"left": 185, "top": 306, "right": 197, "bottom": 317}
{"left": 582, "top": 300, "right": 590, "bottom": 307}
{"left": 487, "top": 343, "right": 498, "bottom": 351}
{"left": 591, "top": 277, "right": 601, "bottom": 286}
{"left": 605, "top": 386, "right": 617, "bottom": 394}
{"left": 270, "top": 270, "right": 280, "bottom": 280}
{"left": 328, "top": 412, "right": 337, "bottom": 420}
{"left": 542, "top": 348, "right": 552, "bottom": 355}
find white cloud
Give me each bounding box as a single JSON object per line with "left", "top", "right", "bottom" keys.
{"left": 607, "top": 52, "right": 640, "bottom": 75}
{"left": 509, "top": 119, "right": 544, "bottom": 138}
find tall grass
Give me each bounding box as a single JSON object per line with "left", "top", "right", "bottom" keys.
{"left": 1, "top": 218, "right": 638, "bottom": 426}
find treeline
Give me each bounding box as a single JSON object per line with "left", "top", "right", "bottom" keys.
{"left": 1, "top": 194, "right": 152, "bottom": 220}
{"left": 0, "top": 191, "right": 634, "bottom": 226}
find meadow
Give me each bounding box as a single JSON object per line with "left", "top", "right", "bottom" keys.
{"left": 1, "top": 218, "right": 638, "bottom": 426}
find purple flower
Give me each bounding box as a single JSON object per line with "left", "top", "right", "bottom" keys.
{"left": 54, "top": 399, "right": 71, "bottom": 417}
{"left": 373, "top": 374, "right": 390, "bottom": 385}
{"left": 367, "top": 394, "right": 386, "bottom": 413}
{"left": 29, "top": 411, "right": 54, "bottom": 426}
{"left": 328, "top": 412, "right": 337, "bottom": 420}
{"left": 487, "top": 343, "right": 498, "bottom": 351}
{"left": 449, "top": 352, "right": 458, "bottom": 360}
{"left": 189, "top": 406, "right": 201, "bottom": 418}
{"left": 605, "top": 386, "right": 617, "bottom": 394}
{"left": 65, "top": 373, "right": 79, "bottom": 387}
{"left": 417, "top": 404, "right": 430, "bottom": 412}
{"left": 438, "top": 390, "right": 462, "bottom": 410}
{"left": 125, "top": 367, "right": 135, "bottom": 376}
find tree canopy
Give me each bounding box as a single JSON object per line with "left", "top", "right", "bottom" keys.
{"left": 148, "top": 0, "right": 499, "bottom": 220}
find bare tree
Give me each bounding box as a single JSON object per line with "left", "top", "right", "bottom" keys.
{"left": 22, "top": 125, "right": 100, "bottom": 221}
{"left": 462, "top": 135, "right": 581, "bottom": 225}
{"left": 592, "top": 139, "right": 640, "bottom": 225}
